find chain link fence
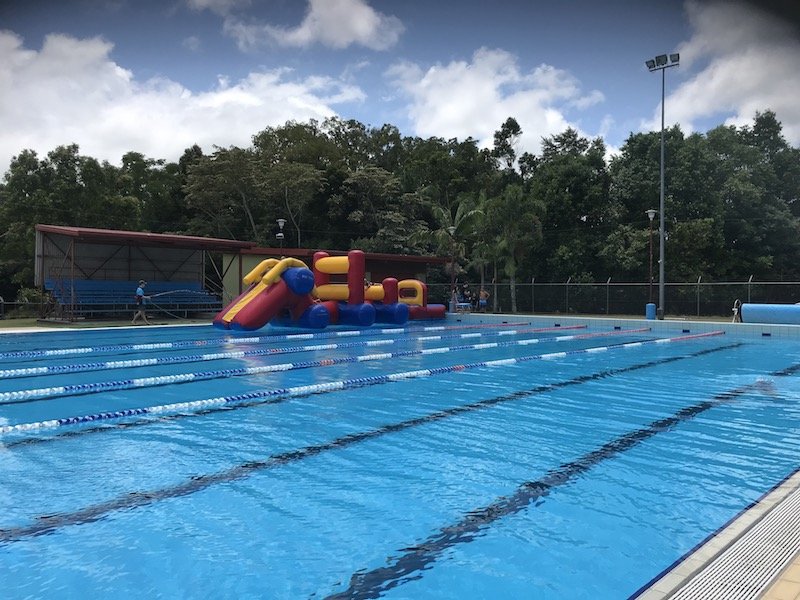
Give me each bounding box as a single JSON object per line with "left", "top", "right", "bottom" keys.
{"left": 426, "top": 279, "right": 800, "bottom": 318}
{"left": 3, "top": 280, "right": 799, "bottom": 321}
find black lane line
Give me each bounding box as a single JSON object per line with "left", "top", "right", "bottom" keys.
{"left": 0, "top": 343, "right": 739, "bottom": 545}
{"left": 325, "top": 356, "right": 800, "bottom": 600}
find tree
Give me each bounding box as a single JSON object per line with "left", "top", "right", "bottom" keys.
{"left": 411, "top": 197, "right": 483, "bottom": 302}
{"left": 258, "top": 162, "right": 325, "bottom": 247}
{"left": 253, "top": 120, "right": 338, "bottom": 169}
{"left": 327, "top": 166, "right": 425, "bottom": 252}
{"left": 529, "top": 129, "right": 610, "bottom": 280}
{"left": 491, "top": 117, "right": 522, "bottom": 171}
{"left": 484, "top": 184, "right": 543, "bottom": 312}
{"left": 183, "top": 147, "right": 262, "bottom": 241}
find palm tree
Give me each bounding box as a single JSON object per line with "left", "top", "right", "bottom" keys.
{"left": 412, "top": 198, "right": 483, "bottom": 307}
{"left": 485, "top": 184, "right": 544, "bottom": 312}
{"left": 431, "top": 201, "right": 483, "bottom": 306}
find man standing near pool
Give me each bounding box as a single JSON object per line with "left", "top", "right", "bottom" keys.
{"left": 132, "top": 279, "right": 151, "bottom": 325}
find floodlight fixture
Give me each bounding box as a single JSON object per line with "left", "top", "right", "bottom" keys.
{"left": 655, "top": 54, "right": 668, "bottom": 66}
{"left": 670, "top": 53, "right": 680, "bottom": 64}
{"left": 276, "top": 218, "right": 287, "bottom": 247}
{"left": 645, "top": 59, "right": 656, "bottom": 70}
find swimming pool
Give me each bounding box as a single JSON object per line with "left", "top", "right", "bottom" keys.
{"left": 0, "top": 317, "right": 798, "bottom": 598}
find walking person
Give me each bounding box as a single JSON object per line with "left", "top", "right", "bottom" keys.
{"left": 131, "top": 279, "right": 152, "bottom": 325}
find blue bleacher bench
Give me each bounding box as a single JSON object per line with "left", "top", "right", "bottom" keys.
{"left": 44, "top": 279, "right": 222, "bottom": 317}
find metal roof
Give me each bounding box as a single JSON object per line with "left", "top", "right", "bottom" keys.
{"left": 36, "top": 224, "right": 256, "bottom": 251}
{"left": 242, "top": 247, "right": 448, "bottom": 264}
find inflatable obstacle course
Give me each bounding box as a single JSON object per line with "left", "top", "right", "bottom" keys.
{"left": 213, "top": 250, "right": 445, "bottom": 331}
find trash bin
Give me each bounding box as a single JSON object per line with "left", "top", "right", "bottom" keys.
{"left": 645, "top": 303, "right": 656, "bottom": 320}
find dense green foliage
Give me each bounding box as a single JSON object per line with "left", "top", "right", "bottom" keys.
{"left": 1, "top": 111, "right": 799, "bottom": 301}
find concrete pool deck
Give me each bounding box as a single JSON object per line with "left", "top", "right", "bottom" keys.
{"left": 635, "top": 470, "right": 800, "bottom": 599}
{"left": 3, "top": 313, "right": 800, "bottom": 598}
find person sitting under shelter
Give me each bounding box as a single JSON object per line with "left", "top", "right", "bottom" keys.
{"left": 132, "top": 279, "right": 152, "bottom": 325}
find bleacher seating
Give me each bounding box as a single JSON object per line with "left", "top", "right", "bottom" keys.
{"left": 44, "top": 279, "right": 222, "bottom": 318}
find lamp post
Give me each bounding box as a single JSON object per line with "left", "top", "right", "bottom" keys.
{"left": 645, "top": 209, "right": 657, "bottom": 303}
{"left": 276, "top": 218, "right": 286, "bottom": 249}
{"left": 645, "top": 52, "right": 679, "bottom": 319}
{"left": 447, "top": 226, "right": 456, "bottom": 312}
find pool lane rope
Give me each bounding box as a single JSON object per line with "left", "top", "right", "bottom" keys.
{"left": 0, "top": 328, "right": 652, "bottom": 404}
{"left": 0, "top": 330, "right": 722, "bottom": 436}
{"left": 0, "top": 324, "right": 597, "bottom": 380}
{"left": 0, "top": 320, "right": 547, "bottom": 361}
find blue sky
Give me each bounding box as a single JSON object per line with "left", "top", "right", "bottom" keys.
{"left": 1, "top": 0, "right": 798, "bottom": 176}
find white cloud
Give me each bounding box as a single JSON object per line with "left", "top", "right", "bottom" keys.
{"left": 186, "top": 0, "right": 249, "bottom": 17}
{"left": 182, "top": 35, "right": 201, "bottom": 52}
{"left": 386, "top": 48, "right": 604, "bottom": 156}
{"left": 224, "top": 0, "right": 403, "bottom": 51}
{"left": 0, "top": 31, "right": 365, "bottom": 175}
{"left": 643, "top": 0, "right": 800, "bottom": 145}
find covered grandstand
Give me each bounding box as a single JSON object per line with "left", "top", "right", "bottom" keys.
{"left": 35, "top": 225, "right": 255, "bottom": 321}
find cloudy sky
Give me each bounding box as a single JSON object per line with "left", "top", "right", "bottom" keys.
{"left": 1, "top": 0, "right": 799, "bottom": 176}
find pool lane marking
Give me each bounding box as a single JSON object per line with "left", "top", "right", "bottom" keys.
{"left": 0, "top": 321, "right": 542, "bottom": 362}
{"left": 0, "top": 330, "right": 715, "bottom": 435}
{"left": 0, "top": 342, "right": 741, "bottom": 542}
{"left": 0, "top": 325, "right": 596, "bottom": 380}
{"left": 0, "top": 328, "right": 653, "bottom": 405}
{"left": 326, "top": 360, "right": 800, "bottom": 600}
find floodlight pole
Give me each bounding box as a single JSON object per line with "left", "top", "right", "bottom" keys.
{"left": 646, "top": 209, "right": 656, "bottom": 303}
{"left": 658, "top": 66, "right": 666, "bottom": 319}
{"left": 447, "top": 226, "right": 456, "bottom": 312}
{"left": 646, "top": 53, "right": 679, "bottom": 319}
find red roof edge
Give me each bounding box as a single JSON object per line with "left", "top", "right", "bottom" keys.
{"left": 36, "top": 224, "right": 256, "bottom": 250}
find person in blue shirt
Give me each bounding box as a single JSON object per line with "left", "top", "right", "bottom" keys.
{"left": 131, "top": 279, "right": 151, "bottom": 325}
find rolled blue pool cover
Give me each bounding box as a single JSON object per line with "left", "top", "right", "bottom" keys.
{"left": 740, "top": 303, "right": 800, "bottom": 324}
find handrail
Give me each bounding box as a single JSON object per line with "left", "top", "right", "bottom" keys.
{"left": 260, "top": 258, "right": 308, "bottom": 285}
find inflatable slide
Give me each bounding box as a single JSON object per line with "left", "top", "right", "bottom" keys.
{"left": 213, "top": 258, "right": 327, "bottom": 330}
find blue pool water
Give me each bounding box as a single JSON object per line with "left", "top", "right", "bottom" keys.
{"left": 1, "top": 318, "right": 799, "bottom": 598}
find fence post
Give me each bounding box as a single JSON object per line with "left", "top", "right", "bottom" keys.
{"left": 531, "top": 277, "right": 535, "bottom": 314}
{"left": 0, "top": 296, "right": 4, "bottom": 320}
{"left": 565, "top": 276, "right": 571, "bottom": 313}
{"left": 696, "top": 275, "right": 702, "bottom": 316}
{"left": 606, "top": 277, "right": 611, "bottom": 315}
{"left": 747, "top": 275, "right": 753, "bottom": 303}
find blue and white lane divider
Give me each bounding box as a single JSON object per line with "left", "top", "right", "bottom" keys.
{"left": 0, "top": 328, "right": 651, "bottom": 403}
{"left": 0, "top": 331, "right": 724, "bottom": 436}
{"left": 0, "top": 321, "right": 544, "bottom": 361}
{"left": 0, "top": 324, "right": 602, "bottom": 380}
